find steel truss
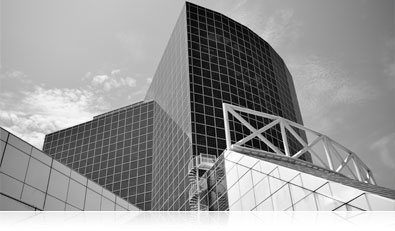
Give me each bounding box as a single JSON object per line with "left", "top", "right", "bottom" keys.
{"left": 222, "top": 103, "right": 376, "bottom": 185}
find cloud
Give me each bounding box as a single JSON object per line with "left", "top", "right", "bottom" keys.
{"left": 0, "top": 86, "right": 105, "bottom": 149}
{"left": 370, "top": 132, "right": 395, "bottom": 169}
{"left": 289, "top": 55, "right": 377, "bottom": 132}
{"left": 89, "top": 72, "right": 137, "bottom": 91}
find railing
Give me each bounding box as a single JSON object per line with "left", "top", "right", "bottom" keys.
{"left": 222, "top": 103, "right": 376, "bottom": 185}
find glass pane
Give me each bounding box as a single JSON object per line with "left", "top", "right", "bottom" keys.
{"left": 237, "top": 164, "right": 249, "bottom": 179}
{"left": 225, "top": 151, "right": 244, "bottom": 163}
{"left": 365, "top": 193, "right": 395, "bottom": 211}
{"left": 227, "top": 181, "right": 240, "bottom": 207}
{"left": 48, "top": 169, "right": 69, "bottom": 201}
{"left": 1, "top": 145, "right": 29, "bottom": 181}
{"left": 67, "top": 179, "right": 86, "bottom": 210}
{"left": 315, "top": 193, "right": 343, "bottom": 211}
{"left": 272, "top": 185, "right": 292, "bottom": 211}
{"left": 268, "top": 176, "right": 286, "bottom": 194}
{"left": 290, "top": 173, "right": 327, "bottom": 192}
{"left": 25, "top": 157, "right": 50, "bottom": 192}
{"left": 289, "top": 184, "right": 313, "bottom": 205}
{"left": 255, "top": 160, "right": 276, "bottom": 174}
{"left": 225, "top": 163, "right": 238, "bottom": 189}
{"left": 116, "top": 205, "right": 127, "bottom": 211}
{"left": 241, "top": 188, "right": 256, "bottom": 211}
{"left": 0, "top": 194, "right": 34, "bottom": 211}
{"left": 44, "top": 195, "right": 66, "bottom": 211}
{"left": 238, "top": 155, "right": 258, "bottom": 168}
{"left": 224, "top": 160, "right": 235, "bottom": 174}
{"left": 31, "top": 148, "right": 52, "bottom": 166}
{"left": 277, "top": 166, "right": 299, "bottom": 182}
{"left": 229, "top": 198, "right": 242, "bottom": 211}
{"left": 21, "top": 184, "right": 45, "bottom": 210}
{"left": 85, "top": 189, "right": 101, "bottom": 211}
{"left": 315, "top": 182, "right": 364, "bottom": 203}
{"left": 101, "top": 197, "right": 115, "bottom": 211}
{"left": 293, "top": 193, "right": 317, "bottom": 211}
{"left": 253, "top": 176, "right": 271, "bottom": 205}
{"left": 8, "top": 134, "right": 31, "bottom": 154}
{"left": 0, "top": 173, "right": 23, "bottom": 199}
{"left": 239, "top": 171, "right": 253, "bottom": 196}
{"left": 256, "top": 197, "right": 273, "bottom": 211}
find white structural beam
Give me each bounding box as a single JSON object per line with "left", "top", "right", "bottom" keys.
{"left": 222, "top": 103, "right": 376, "bottom": 185}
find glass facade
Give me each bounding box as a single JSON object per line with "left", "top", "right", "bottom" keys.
{"left": 43, "top": 101, "right": 154, "bottom": 210}
{"left": 186, "top": 2, "right": 309, "bottom": 161}
{"left": 200, "top": 150, "right": 395, "bottom": 211}
{"left": 0, "top": 128, "right": 139, "bottom": 211}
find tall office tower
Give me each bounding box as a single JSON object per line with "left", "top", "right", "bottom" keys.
{"left": 44, "top": 2, "right": 311, "bottom": 211}
{"left": 144, "top": 2, "right": 309, "bottom": 210}
{"left": 43, "top": 101, "right": 155, "bottom": 211}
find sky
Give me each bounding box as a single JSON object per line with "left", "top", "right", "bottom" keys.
{"left": 1, "top": 0, "right": 394, "bottom": 190}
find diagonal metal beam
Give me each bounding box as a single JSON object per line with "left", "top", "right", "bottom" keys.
{"left": 228, "top": 107, "right": 284, "bottom": 155}
{"left": 235, "top": 118, "right": 280, "bottom": 146}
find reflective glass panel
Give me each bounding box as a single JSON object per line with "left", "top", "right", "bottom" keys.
{"left": 0, "top": 140, "right": 5, "bottom": 163}
{"left": 290, "top": 173, "right": 327, "bottom": 192}
{"left": 239, "top": 171, "right": 253, "bottom": 196}
{"left": 293, "top": 193, "right": 317, "bottom": 210}
{"left": 67, "top": 179, "right": 86, "bottom": 210}
{"left": 315, "top": 182, "right": 364, "bottom": 203}
{"left": 272, "top": 185, "right": 292, "bottom": 211}
{"left": 48, "top": 170, "right": 69, "bottom": 201}
{"left": 25, "top": 157, "right": 50, "bottom": 192}
{"left": 227, "top": 181, "right": 240, "bottom": 207}
{"left": 314, "top": 193, "right": 343, "bottom": 211}
{"left": 253, "top": 176, "right": 271, "bottom": 205}
{"left": 268, "top": 176, "right": 286, "bottom": 194}
{"left": 241, "top": 188, "right": 256, "bottom": 211}
{"left": 1, "top": 144, "right": 29, "bottom": 181}
{"left": 21, "top": 184, "right": 45, "bottom": 210}
{"left": 238, "top": 155, "right": 258, "bottom": 168}
{"left": 289, "top": 184, "right": 313, "bottom": 204}
{"left": 277, "top": 166, "right": 299, "bottom": 182}
{"left": 365, "top": 193, "right": 395, "bottom": 211}
{"left": 0, "top": 128, "right": 8, "bottom": 142}
{"left": 70, "top": 171, "right": 87, "bottom": 186}
{"left": 225, "top": 163, "right": 238, "bottom": 189}
{"left": 256, "top": 197, "right": 273, "bottom": 211}
{"left": 52, "top": 160, "right": 71, "bottom": 176}
{"left": 66, "top": 204, "right": 81, "bottom": 211}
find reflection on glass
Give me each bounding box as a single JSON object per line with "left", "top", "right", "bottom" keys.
{"left": 1, "top": 145, "right": 29, "bottom": 181}
{"left": 314, "top": 193, "right": 343, "bottom": 210}
{"left": 25, "top": 158, "right": 50, "bottom": 192}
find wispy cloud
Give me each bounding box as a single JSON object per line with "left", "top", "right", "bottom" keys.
{"left": 289, "top": 55, "right": 377, "bottom": 132}
{"left": 88, "top": 70, "right": 137, "bottom": 91}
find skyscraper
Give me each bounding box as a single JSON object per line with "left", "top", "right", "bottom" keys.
{"left": 39, "top": 2, "right": 394, "bottom": 212}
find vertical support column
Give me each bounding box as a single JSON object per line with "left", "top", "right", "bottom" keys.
{"left": 223, "top": 103, "right": 232, "bottom": 150}
{"left": 351, "top": 157, "right": 362, "bottom": 182}
{"left": 322, "top": 136, "right": 334, "bottom": 171}
{"left": 280, "top": 119, "right": 290, "bottom": 157}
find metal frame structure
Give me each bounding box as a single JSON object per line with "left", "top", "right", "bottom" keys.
{"left": 187, "top": 154, "right": 216, "bottom": 211}
{"left": 222, "top": 103, "right": 376, "bottom": 185}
